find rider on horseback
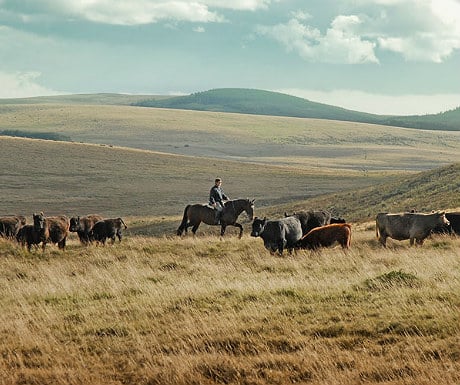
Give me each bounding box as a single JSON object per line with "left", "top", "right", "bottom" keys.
{"left": 209, "top": 178, "right": 229, "bottom": 225}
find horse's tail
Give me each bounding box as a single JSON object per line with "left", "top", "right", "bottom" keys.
{"left": 176, "top": 205, "right": 190, "bottom": 236}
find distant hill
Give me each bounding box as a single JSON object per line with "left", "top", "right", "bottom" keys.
{"left": 0, "top": 93, "right": 172, "bottom": 106}
{"left": 135, "top": 88, "right": 460, "bottom": 131}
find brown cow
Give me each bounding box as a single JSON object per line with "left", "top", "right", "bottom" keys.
{"left": 16, "top": 225, "right": 41, "bottom": 252}
{"left": 33, "top": 212, "right": 70, "bottom": 250}
{"left": 69, "top": 214, "right": 103, "bottom": 245}
{"left": 90, "top": 217, "right": 128, "bottom": 245}
{"left": 296, "top": 223, "right": 352, "bottom": 250}
{"left": 0, "top": 215, "right": 27, "bottom": 238}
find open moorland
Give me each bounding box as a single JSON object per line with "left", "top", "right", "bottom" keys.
{"left": 1, "top": 228, "right": 459, "bottom": 385}
{"left": 1, "top": 95, "right": 459, "bottom": 385}
{"left": 1, "top": 101, "right": 459, "bottom": 171}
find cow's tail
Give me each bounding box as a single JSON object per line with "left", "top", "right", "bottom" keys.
{"left": 177, "top": 205, "right": 190, "bottom": 236}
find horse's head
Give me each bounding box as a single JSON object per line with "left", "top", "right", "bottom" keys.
{"left": 245, "top": 199, "right": 255, "bottom": 221}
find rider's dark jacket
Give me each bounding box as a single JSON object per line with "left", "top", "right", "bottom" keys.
{"left": 209, "top": 185, "right": 229, "bottom": 205}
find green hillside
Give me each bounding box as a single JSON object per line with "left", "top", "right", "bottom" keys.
{"left": 135, "top": 88, "right": 460, "bottom": 131}
{"left": 135, "top": 88, "right": 380, "bottom": 123}
{"left": 269, "top": 163, "right": 460, "bottom": 222}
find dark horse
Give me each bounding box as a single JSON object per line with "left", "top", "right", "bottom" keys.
{"left": 177, "top": 198, "right": 255, "bottom": 238}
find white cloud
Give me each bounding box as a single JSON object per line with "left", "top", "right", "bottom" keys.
{"left": 365, "top": 0, "right": 460, "bottom": 61}
{"left": 277, "top": 88, "right": 460, "bottom": 115}
{"left": 193, "top": 26, "right": 205, "bottom": 33}
{"left": 0, "top": 0, "right": 277, "bottom": 26}
{"left": 256, "top": 16, "right": 378, "bottom": 64}
{"left": 0, "top": 71, "right": 62, "bottom": 98}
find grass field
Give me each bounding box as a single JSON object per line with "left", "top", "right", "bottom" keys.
{"left": 1, "top": 96, "right": 459, "bottom": 385}
{"left": 1, "top": 226, "right": 459, "bottom": 385}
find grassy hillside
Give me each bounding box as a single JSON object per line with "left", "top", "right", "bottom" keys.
{"left": 267, "top": 163, "right": 460, "bottom": 222}
{"left": 1, "top": 103, "right": 459, "bottom": 172}
{"left": 1, "top": 229, "right": 459, "bottom": 384}
{"left": 0, "top": 136, "right": 386, "bottom": 220}
{"left": 135, "top": 88, "right": 460, "bottom": 131}
{"left": 0, "top": 93, "right": 171, "bottom": 106}
{"left": 136, "top": 88, "right": 379, "bottom": 123}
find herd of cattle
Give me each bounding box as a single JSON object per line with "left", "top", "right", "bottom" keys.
{"left": 0, "top": 209, "right": 459, "bottom": 254}
{"left": 250, "top": 210, "right": 459, "bottom": 254}
{"left": 0, "top": 213, "right": 127, "bottom": 251}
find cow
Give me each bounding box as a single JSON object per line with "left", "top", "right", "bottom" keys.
{"left": 330, "top": 217, "right": 346, "bottom": 224}
{"left": 376, "top": 211, "right": 450, "bottom": 247}
{"left": 33, "top": 213, "right": 70, "bottom": 250}
{"left": 16, "top": 225, "right": 41, "bottom": 252}
{"left": 69, "top": 214, "right": 103, "bottom": 245}
{"left": 0, "top": 215, "right": 27, "bottom": 238}
{"left": 250, "top": 216, "right": 302, "bottom": 255}
{"left": 296, "top": 223, "right": 352, "bottom": 250}
{"left": 90, "top": 217, "right": 128, "bottom": 245}
{"left": 284, "top": 210, "right": 331, "bottom": 235}
{"left": 431, "top": 212, "right": 460, "bottom": 236}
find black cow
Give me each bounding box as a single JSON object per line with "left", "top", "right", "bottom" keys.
{"left": 284, "top": 210, "right": 331, "bottom": 235}
{"left": 251, "top": 216, "right": 302, "bottom": 255}
{"left": 16, "top": 225, "right": 41, "bottom": 252}
{"left": 90, "top": 218, "right": 128, "bottom": 245}
{"left": 69, "top": 214, "right": 103, "bottom": 245}
{"left": 431, "top": 212, "right": 460, "bottom": 235}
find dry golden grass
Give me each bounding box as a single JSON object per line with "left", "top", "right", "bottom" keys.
{"left": 1, "top": 225, "right": 459, "bottom": 385}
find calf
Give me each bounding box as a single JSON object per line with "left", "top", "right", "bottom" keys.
{"left": 251, "top": 216, "right": 302, "bottom": 255}
{"left": 296, "top": 223, "right": 352, "bottom": 250}
{"left": 33, "top": 213, "right": 70, "bottom": 250}
{"left": 16, "top": 225, "right": 41, "bottom": 252}
{"left": 69, "top": 214, "right": 103, "bottom": 245}
{"left": 90, "top": 217, "right": 128, "bottom": 245}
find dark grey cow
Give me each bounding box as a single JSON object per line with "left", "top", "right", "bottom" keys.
{"left": 376, "top": 211, "right": 450, "bottom": 246}
{"left": 90, "top": 218, "right": 128, "bottom": 245}
{"left": 251, "top": 216, "right": 302, "bottom": 254}
{"left": 284, "top": 210, "right": 332, "bottom": 235}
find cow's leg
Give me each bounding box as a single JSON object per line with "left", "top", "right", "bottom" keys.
{"left": 409, "top": 237, "right": 415, "bottom": 246}
{"left": 58, "top": 237, "right": 66, "bottom": 250}
{"left": 220, "top": 225, "right": 227, "bottom": 236}
{"left": 117, "top": 229, "right": 123, "bottom": 242}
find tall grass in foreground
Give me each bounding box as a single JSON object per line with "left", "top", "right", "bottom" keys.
{"left": 0, "top": 228, "right": 459, "bottom": 385}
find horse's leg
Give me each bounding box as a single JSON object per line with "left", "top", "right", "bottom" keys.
{"left": 192, "top": 222, "right": 201, "bottom": 235}
{"left": 233, "top": 223, "right": 243, "bottom": 239}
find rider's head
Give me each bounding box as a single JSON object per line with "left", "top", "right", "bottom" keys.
{"left": 215, "top": 178, "right": 222, "bottom": 186}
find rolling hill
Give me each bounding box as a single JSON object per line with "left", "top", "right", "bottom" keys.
{"left": 134, "top": 88, "right": 460, "bottom": 131}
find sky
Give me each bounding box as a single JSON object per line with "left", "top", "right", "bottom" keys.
{"left": 1, "top": 0, "right": 460, "bottom": 115}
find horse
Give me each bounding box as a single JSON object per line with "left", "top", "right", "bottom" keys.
{"left": 176, "top": 198, "right": 255, "bottom": 238}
